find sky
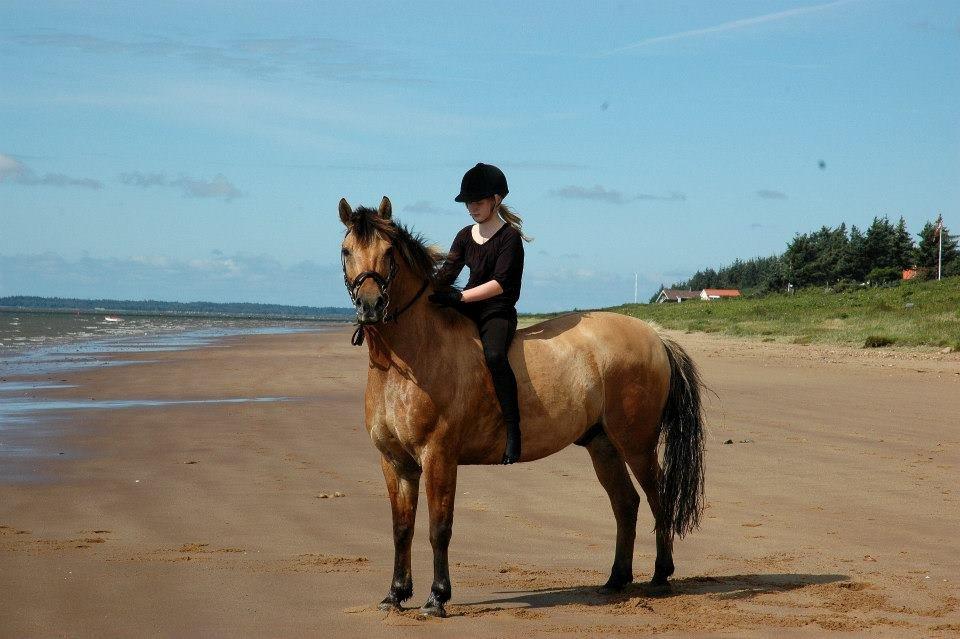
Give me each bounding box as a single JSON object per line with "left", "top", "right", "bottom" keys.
{"left": 1, "top": 0, "right": 958, "bottom": 312}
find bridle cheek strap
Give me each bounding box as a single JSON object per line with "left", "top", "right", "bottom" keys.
{"left": 341, "top": 252, "right": 428, "bottom": 346}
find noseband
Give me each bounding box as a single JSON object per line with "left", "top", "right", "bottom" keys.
{"left": 341, "top": 247, "right": 429, "bottom": 346}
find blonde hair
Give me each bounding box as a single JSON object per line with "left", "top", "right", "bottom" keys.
{"left": 497, "top": 202, "right": 533, "bottom": 242}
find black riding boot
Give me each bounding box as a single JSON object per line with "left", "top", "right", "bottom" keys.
{"left": 502, "top": 421, "right": 521, "bottom": 465}
{"left": 477, "top": 313, "right": 522, "bottom": 465}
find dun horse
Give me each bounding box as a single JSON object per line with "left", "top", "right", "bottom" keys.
{"left": 339, "top": 197, "right": 706, "bottom": 618}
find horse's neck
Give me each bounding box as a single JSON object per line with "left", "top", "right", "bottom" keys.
{"left": 366, "top": 279, "right": 473, "bottom": 371}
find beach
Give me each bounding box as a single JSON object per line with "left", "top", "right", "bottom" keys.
{"left": 0, "top": 323, "right": 958, "bottom": 637}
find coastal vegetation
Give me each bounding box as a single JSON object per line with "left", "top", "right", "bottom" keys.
{"left": 614, "top": 276, "right": 960, "bottom": 349}
{"left": 519, "top": 277, "right": 960, "bottom": 349}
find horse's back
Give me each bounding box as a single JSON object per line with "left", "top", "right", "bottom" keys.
{"left": 515, "top": 311, "right": 666, "bottom": 371}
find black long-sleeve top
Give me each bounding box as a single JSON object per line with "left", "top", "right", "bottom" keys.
{"left": 436, "top": 223, "right": 524, "bottom": 319}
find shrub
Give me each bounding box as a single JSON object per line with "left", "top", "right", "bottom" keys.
{"left": 867, "top": 266, "right": 902, "bottom": 284}
{"left": 863, "top": 335, "right": 896, "bottom": 348}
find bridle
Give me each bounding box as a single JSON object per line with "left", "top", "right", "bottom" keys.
{"left": 341, "top": 241, "right": 429, "bottom": 346}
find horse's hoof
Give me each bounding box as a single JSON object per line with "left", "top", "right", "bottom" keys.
{"left": 645, "top": 578, "right": 673, "bottom": 596}
{"left": 378, "top": 596, "right": 404, "bottom": 611}
{"left": 418, "top": 603, "right": 446, "bottom": 618}
{"left": 598, "top": 580, "right": 630, "bottom": 595}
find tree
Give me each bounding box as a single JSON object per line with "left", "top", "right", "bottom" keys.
{"left": 891, "top": 217, "right": 915, "bottom": 270}
{"left": 839, "top": 224, "right": 868, "bottom": 281}
{"left": 862, "top": 216, "right": 898, "bottom": 274}
{"left": 784, "top": 225, "right": 848, "bottom": 286}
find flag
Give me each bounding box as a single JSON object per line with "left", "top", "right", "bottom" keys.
{"left": 934, "top": 215, "right": 943, "bottom": 240}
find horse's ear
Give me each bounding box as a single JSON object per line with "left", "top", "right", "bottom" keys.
{"left": 338, "top": 198, "right": 352, "bottom": 227}
{"left": 378, "top": 196, "right": 392, "bottom": 220}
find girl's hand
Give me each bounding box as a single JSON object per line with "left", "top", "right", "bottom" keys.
{"left": 428, "top": 289, "right": 463, "bottom": 307}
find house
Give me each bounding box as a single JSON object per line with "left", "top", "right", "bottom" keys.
{"left": 655, "top": 289, "right": 702, "bottom": 304}
{"left": 902, "top": 268, "right": 931, "bottom": 280}
{"left": 700, "top": 288, "right": 742, "bottom": 301}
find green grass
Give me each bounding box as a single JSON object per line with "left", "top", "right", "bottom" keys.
{"left": 521, "top": 276, "right": 960, "bottom": 349}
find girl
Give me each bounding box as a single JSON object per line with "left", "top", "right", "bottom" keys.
{"left": 430, "top": 163, "right": 531, "bottom": 464}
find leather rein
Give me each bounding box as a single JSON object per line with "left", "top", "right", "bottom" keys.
{"left": 341, "top": 247, "right": 429, "bottom": 346}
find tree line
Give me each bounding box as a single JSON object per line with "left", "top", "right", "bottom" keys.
{"left": 668, "top": 216, "right": 958, "bottom": 295}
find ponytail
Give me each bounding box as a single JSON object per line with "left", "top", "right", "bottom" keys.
{"left": 497, "top": 202, "right": 533, "bottom": 243}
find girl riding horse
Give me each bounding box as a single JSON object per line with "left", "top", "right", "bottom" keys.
{"left": 430, "top": 163, "right": 532, "bottom": 464}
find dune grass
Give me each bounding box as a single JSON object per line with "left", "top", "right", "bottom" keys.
{"left": 521, "top": 276, "right": 960, "bottom": 349}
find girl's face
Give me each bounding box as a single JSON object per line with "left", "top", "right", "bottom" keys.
{"left": 466, "top": 195, "right": 499, "bottom": 223}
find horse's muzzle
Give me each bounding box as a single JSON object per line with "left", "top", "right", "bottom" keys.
{"left": 355, "top": 295, "right": 387, "bottom": 324}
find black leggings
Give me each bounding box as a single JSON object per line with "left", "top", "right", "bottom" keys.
{"left": 476, "top": 313, "right": 520, "bottom": 426}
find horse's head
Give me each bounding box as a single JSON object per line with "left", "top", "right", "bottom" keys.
{"left": 339, "top": 196, "right": 400, "bottom": 324}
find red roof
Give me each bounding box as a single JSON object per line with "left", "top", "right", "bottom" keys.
{"left": 702, "top": 289, "right": 741, "bottom": 297}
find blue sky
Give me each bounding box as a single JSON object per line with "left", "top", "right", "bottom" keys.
{"left": 1, "top": 0, "right": 958, "bottom": 311}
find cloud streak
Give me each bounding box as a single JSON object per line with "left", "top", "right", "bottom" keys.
{"left": 0, "top": 153, "right": 102, "bottom": 189}
{"left": 550, "top": 185, "right": 685, "bottom": 204}
{"left": 119, "top": 171, "right": 242, "bottom": 201}
{"left": 402, "top": 200, "right": 457, "bottom": 215}
{"left": 605, "top": 0, "right": 853, "bottom": 55}
{"left": 756, "top": 189, "right": 787, "bottom": 200}
{"left": 8, "top": 33, "right": 428, "bottom": 85}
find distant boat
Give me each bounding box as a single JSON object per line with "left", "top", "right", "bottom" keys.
{"left": 103, "top": 316, "right": 123, "bottom": 323}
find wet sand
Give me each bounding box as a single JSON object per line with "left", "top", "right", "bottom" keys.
{"left": 0, "top": 324, "right": 958, "bottom": 637}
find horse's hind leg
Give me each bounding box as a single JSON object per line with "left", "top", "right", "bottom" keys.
{"left": 626, "top": 449, "right": 674, "bottom": 591}
{"left": 378, "top": 455, "right": 421, "bottom": 610}
{"left": 585, "top": 430, "right": 642, "bottom": 592}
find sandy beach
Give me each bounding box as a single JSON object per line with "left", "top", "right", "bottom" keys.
{"left": 0, "top": 323, "right": 958, "bottom": 637}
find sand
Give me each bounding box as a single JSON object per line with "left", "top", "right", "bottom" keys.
{"left": 0, "top": 325, "right": 958, "bottom": 637}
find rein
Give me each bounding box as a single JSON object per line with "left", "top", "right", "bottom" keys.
{"left": 341, "top": 250, "right": 430, "bottom": 346}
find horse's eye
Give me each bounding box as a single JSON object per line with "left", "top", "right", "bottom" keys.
{"left": 384, "top": 247, "right": 394, "bottom": 257}
{"left": 341, "top": 247, "right": 350, "bottom": 257}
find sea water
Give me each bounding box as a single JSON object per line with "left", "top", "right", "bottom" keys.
{"left": 0, "top": 312, "right": 344, "bottom": 480}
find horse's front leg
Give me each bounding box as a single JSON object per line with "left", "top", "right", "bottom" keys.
{"left": 378, "top": 455, "right": 421, "bottom": 611}
{"left": 419, "top": 450, "right": 458, "bottom": 618}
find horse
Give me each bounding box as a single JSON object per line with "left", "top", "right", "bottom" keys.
{"left": 338, "top": 197, "right": 706, "bottom": 618}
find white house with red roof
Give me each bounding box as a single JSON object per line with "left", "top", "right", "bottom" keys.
{"left": 700, "top": 288, "right": 742, "bottom": 300}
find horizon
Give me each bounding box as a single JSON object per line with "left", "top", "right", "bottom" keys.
{"left": 2, "top": 1, "right": 958, "bottom": 312}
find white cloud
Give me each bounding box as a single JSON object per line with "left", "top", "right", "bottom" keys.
{"left": 0, "top": 250, "right": 666, "bottom": 312}
{"left": 0, "top": 153, "right": 102, "bottom": 189}
{"left": 402, "top": 200, "right": 457, "bottom": 215}
{"left": 119, "top": 171, "right": 242, "bottom": 201}
{"left": 0, "top": 252, "right": 345, "bottom": 306}
{"left": 606, "top": 0, "right": 854, "bottom": 55}
{"left": 550, "top": 185, "right": 685, "bottom": 204}
{"left": 551, "top": 184, "right": 626, "bottom": 203}
{"left": 756, "top": 189, "right": 788, "bottom": 200}
{"left": 8, "top": 33, "right": 431, "bottom": 85}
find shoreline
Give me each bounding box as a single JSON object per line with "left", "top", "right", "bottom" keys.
{"left": 0, "top": 324, "right": 957, "bottom": 636}
{"left": 0, "top": 321, "right": 335, "bottom": 374}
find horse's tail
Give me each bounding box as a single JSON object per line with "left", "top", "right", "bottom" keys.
{"left": 657, "top": 336, "right": 706, "bottom": 539}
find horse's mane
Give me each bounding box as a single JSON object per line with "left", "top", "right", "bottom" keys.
{"left": 348, "top": 206, "right": 446, "bottom": 284}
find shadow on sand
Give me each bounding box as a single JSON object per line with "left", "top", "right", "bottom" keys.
{"left": 463, "top": 573, "right": 849, "bottom": 610}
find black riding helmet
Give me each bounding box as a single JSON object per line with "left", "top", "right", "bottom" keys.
{"left": 454, "top": 162, "right": 509, "bottom": 203}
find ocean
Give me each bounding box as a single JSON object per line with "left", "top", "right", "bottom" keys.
{"left": 0, "top": 310, "right": 352, "bottom": 378}
{"left": 0, "top": 310, "right": 343, "bottom": 357}
{"left": 0, "top": 310, "right": 347, "bottom": 480}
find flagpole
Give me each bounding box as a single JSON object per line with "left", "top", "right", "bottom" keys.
{"left": 938, "top": 212, "right": 943, "bottom": 281}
